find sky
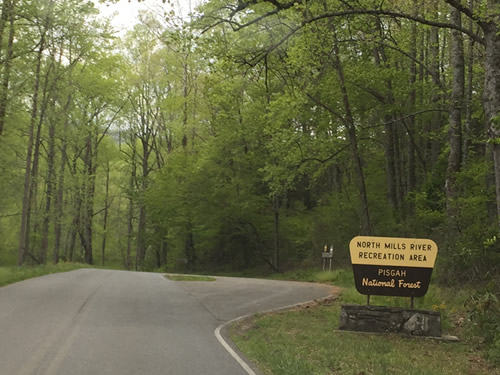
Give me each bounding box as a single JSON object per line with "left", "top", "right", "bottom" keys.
{"left": 93, "top": 0, "right": 203, "bottom": 32}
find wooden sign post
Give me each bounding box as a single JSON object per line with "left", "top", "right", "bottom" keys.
{"left": 322, "top": 245, "right": 333, "bottom": 271}
{"left": 340, "top": 236, "right": 442, "bottom": 337}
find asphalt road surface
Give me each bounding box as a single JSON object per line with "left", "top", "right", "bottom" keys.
{"left": 0, "top": 269, "right": 334, "bottom": 375}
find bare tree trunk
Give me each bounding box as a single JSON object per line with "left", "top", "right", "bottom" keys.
{"left": 101, "top": 159, "right": 110, "bottom": 266}
{"left": 136, "top": 205, "right": 147, "bottom": 269}
{"left": 18, "top": 30, "right": 46, "bottom": 265}
{"left": 53, "top": 94, "right": 72, "bottom": 264}
{"left": 0, "top": 0, "right": 16, "bottom": 136}
{"left": 66, "top": 175, "right": 81, "bottom": 263}
{"left": 160, "top": 234, "right": 167, "bottom": 267}
{"left": 384, "top": 116, "right": 398, "bottom": 212}
{"left": 446, "top": 5, "right": 465, "bottom": 219}
{"left": 333, "top": 35, "right": 372, "bottom": 235}
{"left": 184, "top": 223, "right": 196, "bottom": 271}
{"left": 126, "top": 198, "right": 134, "bottom": 270}
{"left": 125, "top": 145, "right": 137, "bottom": 270}
{"left": 429, "top": 4, "right": 443, "bottom": 168}
{"left": 462, "top": 0, "right": 475, "bottom": 165}
{"left": 40, "top": 99, "right": 57, "bottom": 263}
{"left": 81, "top": 132, "right": 95, "bottom": 265}
{"left": 394, "top": 124, "right": 405, "bottom": 214}
{"left": 182, "top": 61, "right": 189, "bottom": 149}
{"left": 135, "top": 132, "right": 152, "bottom": 269}
{"left": 483, "top": 20, "right": 500, "bottom": 232}
{"left": 372, "top": 28, "right": 403, "bottom": 218}
{"left": 0, "top": 0, "right": 7, "bottom": 56}
{"left": 408, "top": 4, "right": 417, "bottom": 194}
{"left": 273, "top": 195, "right": 280, "bottom": 272}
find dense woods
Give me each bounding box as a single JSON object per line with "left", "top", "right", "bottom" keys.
{"left": 0, "top": 0, "right": 499, "bottom": 285}
{"left": 0, "top": 0, "right": 500, "bottom": 361}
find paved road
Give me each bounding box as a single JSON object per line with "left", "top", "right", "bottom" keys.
{"left": 0, "top": 269, "right": 334, "bottom": 375}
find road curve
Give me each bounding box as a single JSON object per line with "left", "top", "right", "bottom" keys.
{"left": 0, "top": 269, "right": 334, "bottom": 375}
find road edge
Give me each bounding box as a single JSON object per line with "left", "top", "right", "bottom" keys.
{"left": 214, "top": 291, "right": 340, "bottom": 375}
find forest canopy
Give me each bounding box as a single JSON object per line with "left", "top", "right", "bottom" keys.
{"left": 0, "top": 0, "right": 498, "bottom": 286}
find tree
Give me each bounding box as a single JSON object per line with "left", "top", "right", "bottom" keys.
{"left": 0, "top": 0, "right": 17, "bottom": 136}
{"left": 198, "top": 0, "right": 500, "bottom": 236}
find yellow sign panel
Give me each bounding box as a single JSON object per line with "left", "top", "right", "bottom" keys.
{"left": 350, "top": 236, "right": 438, "bottom": 268}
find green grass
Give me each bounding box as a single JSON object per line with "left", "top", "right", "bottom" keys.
{"left": 165, "top": 274, "right": 216, "bottom": 282}
{"left": 231, "top": 301, "right": 498, "bottom": 375}
{"left": 0, "top": 263, "right": 87, "bottom": 288}
{"left": 230, "top": 268, "right": 499, "bottom": 375}
{"left": 268, "top": 269, "right": 355, "bottom": 287}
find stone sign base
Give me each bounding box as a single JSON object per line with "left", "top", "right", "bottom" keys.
{"left": 339, "top": 304, "right": 441, "bottom": 337}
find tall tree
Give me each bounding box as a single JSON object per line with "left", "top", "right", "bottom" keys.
{"left": 0, "top": 0, "right": 17, "bottom": 136}
{"left": 17, "top": 1, "right": 51, "bottom": 265}
{"left": 446, "top": 4, "right": 465, "bottom": 219}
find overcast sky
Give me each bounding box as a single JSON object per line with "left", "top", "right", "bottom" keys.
{"left": 94, "top": 0, "right": 202, "bottom": 32}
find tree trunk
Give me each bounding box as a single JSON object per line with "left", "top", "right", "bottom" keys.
{"left": 160, "top": 234, "right": 167, "bottom": 267}
{"left": 0, "top": 0, "right": 8, "bottom": 57}
{"left": 462, "top": 1, "right": 475, "bottom": 165}
{"left": 79, "top": 131, "right": 95, "bottom": 265}
{"left": 0, "top": 0, "right": 16, "bottom": 136}
{"left": 445, "top": 5, "right": 464, "bottom": 219}
{"left": 101, "top": 159, "right": 110, "bottom": 266}
{"left": 184, "top": 223, "right": 196, "bottom": 271}
{"left": 273, "top": 194, "right": 280, "bottom": 272}
{"left": 384, "top": 116, "right": 398, "bottom": 212}
{"left": 17, "top": 30, "right": 46, "bottom": 265}
{"left": 429, "top": 4, "right": 443, "bottom": 169}
{"left": 66, "top": 181, "right": 81, "bottom": 262}
{"left": 408, "top": 4, "right": 417, "bottom": 193}
{"left": 182, "top": 61, "right": 189, "bottom": 149}
{"left": 333, "top": 35, "right": 372, "bottom": 235}
{"left": 372, "top": 29, "right": 403, "bottom": 218}
{"left": 53, "top": 94, "right": 72, "bottom": 264}
{"left": 125, "top": 144, "right": 137, "bottom": 270}
{"left": 483, "top": 20, "right": 500, "bottom": 232}
{"left": 136, "top": 136, "right": 151, "bottom": 270}
{"left": 40, "top": 99, "right": 57, "bottom": 263}
{"left": 136, "top": 204, "right": 147, "bottom": 270}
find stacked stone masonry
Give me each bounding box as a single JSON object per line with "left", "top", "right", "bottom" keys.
{"left": 338, "top": 304, "right": 441, "bottom": 337}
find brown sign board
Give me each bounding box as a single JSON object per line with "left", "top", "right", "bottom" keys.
{"left": 349, "top": 236, "right": 438, "bottom": 298}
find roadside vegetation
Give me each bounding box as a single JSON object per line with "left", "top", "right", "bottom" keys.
{"left": 231, "top": 269, "right": 500, "bottom": 375}
{"left": 165, "top": 274, "right": 216, "bottom": 282}
{"left": 0, "top": 263, "right": 87, "bottom": 288}
{"left": 1, "top": 0, "right": 500, "bottom": 373}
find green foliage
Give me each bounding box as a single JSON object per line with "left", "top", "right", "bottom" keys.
{"left": 465, "top": 286, "right": 500, "bottom": 364}
{"left": 0, "top": 263, "right": 87, "bottom": 288}
{"left": 0, "top": 0, "right": 498, "bottom": 328}
{"left": 435, "top": 161, "right": 499, "bottom": 284}
{"left": 408, "top": 191, "right": 447, "bottom": 236}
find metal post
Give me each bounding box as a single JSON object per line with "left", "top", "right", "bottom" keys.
{"left": 329, "top": 245, "right": 333, "bottom": 271}
{"left": 322, "top": 244, "right": 327, "bottom": 271}
{"left": 367, "top": 295, "right": 371, "bottom": 306}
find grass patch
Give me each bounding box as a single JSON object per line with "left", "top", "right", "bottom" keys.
{"left": 0, "top": 263, "right": 87, "bottom": 288}
{"left": 165, "top": 274, "right": 216, "bottom": 282}
{"left": 231, "top": 300, "right": 499, "bottom": 375}
{"left": 268, "top": 269, "right": 354, "bottom": 288}
{"left": 231, "top": 267, "right": 499, "bottom": 374}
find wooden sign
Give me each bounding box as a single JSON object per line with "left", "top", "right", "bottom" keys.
{"left": 349, "top": 236, "right": 438, "bottom": 297}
